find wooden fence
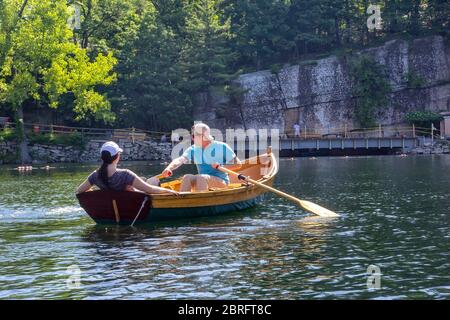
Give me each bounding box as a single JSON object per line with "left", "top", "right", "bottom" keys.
{"left": 0, "top": 122, "right": 444, "bottom": 142}
{"left": 284, "top": 124, "right": 441, "bottom": 140}
{"left": 20, "top": 123, "right": 171, "bottom": 142}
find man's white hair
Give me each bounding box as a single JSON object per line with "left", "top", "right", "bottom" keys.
{"left": 193, "top": 123, "right": 214, "bottom": 141}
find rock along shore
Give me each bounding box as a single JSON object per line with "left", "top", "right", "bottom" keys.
{"left": 0, "top": 139, "right": 172, "bottom": 164}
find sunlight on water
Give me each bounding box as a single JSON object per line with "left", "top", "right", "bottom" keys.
{"left": 0, "top": 156, "right": 449, "bottom": 299}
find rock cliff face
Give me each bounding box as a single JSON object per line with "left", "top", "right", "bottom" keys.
{"left": 193, "top": 35, "right": 450, "bottom": 134}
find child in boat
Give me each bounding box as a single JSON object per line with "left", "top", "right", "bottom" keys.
{"left": 76, "top": 141, "right": 178, "bottom": 196}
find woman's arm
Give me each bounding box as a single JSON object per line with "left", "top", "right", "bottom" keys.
{"left": 76, "top": 179, "right": 92, "bottom": 194}
{"left": 132, "top": 176, "right": 179, "bottom": 195}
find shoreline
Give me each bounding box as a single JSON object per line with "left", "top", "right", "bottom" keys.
{"left": 1, "top": 152, "right": 449, "bottom": 167}
{"left": 1, "top": 137, "right": 448, "bottom": 165}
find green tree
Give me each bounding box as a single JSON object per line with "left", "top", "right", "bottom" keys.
{"left": 0, "top": 0, "right": 117, "bottom": 162}
{"left": 220, "top": 0, "right": 292, "bottom": 70}
{"left": 288, "top": 0, "right": 349, "bottom": 56}
{"left": 113, "top": 2, "right": 192, "bottom": 131}
{"left": 424, "top": 0, "right": 450, "bottom": 36}
{"left": 181, "top": 0, "right": 237, "bottom": 105}
{"left": 405, "top": 111, "right": 443, "bottom": 130}
{"left": 350, "top": 56, "right": 392, "bottom": 128}
{"left": 70, "top": 0, "right": 146, "bottom": 54}
{"left": 383, "top": 0, "right": 420, "bottom": 35}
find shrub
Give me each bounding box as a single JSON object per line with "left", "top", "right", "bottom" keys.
{"left": 350, "top": 56, "right": 392, "bottom": 128}
{"left": 53, "top": 132, "right": 85, "bottom": 148}
{"left": 28, "top": 131, "right": 86, "bottom": 148}
{"left": 0, "top": 151, "right": 19, "bottom": 163}
{"left": 406, "top": 71, "right": 426, "bottom": 88}
{"left": 405, "top": 111, "right": 443, "bottom": 128}
{"left": 0, "top": 127, "right": 18, "bottom": 142}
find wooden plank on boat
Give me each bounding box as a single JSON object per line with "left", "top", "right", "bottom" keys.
{"left": 112, "top": 200, "right": 120, "bottom": 223}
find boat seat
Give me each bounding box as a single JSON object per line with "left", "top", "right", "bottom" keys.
{"left": 208, "top": 183, "right": 246, "bottom": 192}
{"left": 228, "top": 183, "right": 246, "bottom": 189}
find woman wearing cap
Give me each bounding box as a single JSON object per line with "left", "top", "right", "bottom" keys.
{"left": 76, "top": 141, "right": 179, "bottom": 196}
{"left": 161, "top": 123, "right": 241, "bottom": 192}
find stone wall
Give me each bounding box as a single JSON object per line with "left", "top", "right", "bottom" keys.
{"left": 193, "top": 35, "right": 450, "bottom": 134}
{"left": 0, "top": 141, "right": 19, "bottom": 164}
{"left": 411, "top": 140, "right": 450, "bottom": 155}
{"left": 0, "top": 139, "right": 172, "bottom": 164}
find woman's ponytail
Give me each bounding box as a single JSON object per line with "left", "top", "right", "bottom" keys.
{"left": 98, "top": 151, "right": 118, "bottom": 188}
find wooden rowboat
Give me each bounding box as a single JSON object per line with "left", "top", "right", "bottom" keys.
{"left": 76, "top": 148, "right": 278, "bottom": 225}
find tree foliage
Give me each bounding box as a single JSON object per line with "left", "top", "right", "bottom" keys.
{"left": 0, "top": 0, "right": 448, "bottom": 133}
{"left": 112, "top": 2, "right": 191, "bottom": 131}
{"left": 0, "top": 0, "right": 117, "bottom": 123}
{"left": 350, "top": 56, "right": 392, "bottom": 127}
{"left": 405, "top": 111, "right": 443, "bottom": 128}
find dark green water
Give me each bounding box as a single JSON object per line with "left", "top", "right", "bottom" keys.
{"left": 0, "top": 155, "right": 449, "bottom": 299}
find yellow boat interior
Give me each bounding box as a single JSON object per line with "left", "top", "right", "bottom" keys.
{"left": 160, "top": 151, "right": 277, "bottom": 192}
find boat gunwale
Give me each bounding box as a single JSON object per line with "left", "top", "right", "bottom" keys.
{"left": 77, "top": 152, "right": 278, "bottom": 207}
{"left": 151, "top": 152, "right": 278, "bottom": 201}
{"left": 76, "top": 152, "right": 278, "bottom": 222}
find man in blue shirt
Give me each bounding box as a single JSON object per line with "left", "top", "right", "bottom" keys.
{"left": 161, "top": 123, "right": 241, "bottom": 192}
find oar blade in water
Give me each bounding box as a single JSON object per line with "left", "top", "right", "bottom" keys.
{"left": 298, "top": 200, "right": 340, "bottom": 217}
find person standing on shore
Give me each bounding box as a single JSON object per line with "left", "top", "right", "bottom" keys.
{"left": 293, "top": 123, "right": 301, "bottom": 138}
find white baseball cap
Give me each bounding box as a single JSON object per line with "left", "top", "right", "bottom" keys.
{"left": 192, "top": 123, "right": 214, "bottom": 141}
{"left": 101, "top": 141, "right": 123, "bottom": 156}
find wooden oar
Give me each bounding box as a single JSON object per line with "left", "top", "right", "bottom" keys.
{"left": 155, "top": 170, "right": 173, "bottom": 180}
{"left": 147, "top": 171, "right": 172, "bottom": 184}
{"left": 213, "top": 164, "right": 339, "bottom": 218}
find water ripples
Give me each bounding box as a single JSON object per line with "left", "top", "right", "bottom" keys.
{"left": 0, "top": 156, "right": 449, "bottom": 299}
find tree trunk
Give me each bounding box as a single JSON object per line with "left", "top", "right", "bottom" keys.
{"left": 334, "top": 16, "right": 341, "bottom": 47}
{"left": 409, "top": 0, "right": 421, "bottom": 36}
{"left": 344, "top": 0, "right": 351, "bottom": 45}
{"left": 81, "top": 0, "right": 93, "bottom": 49}
{"left": 16, "top": 105, "right": 32, "bottom": 164}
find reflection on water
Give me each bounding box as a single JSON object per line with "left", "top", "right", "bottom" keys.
{"left": 0, "top": 156, "right": 449, "bottom": 299}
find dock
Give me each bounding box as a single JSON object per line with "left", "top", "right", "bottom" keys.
{"left": 278, "top": 137, "right": 418, "bottom": 157}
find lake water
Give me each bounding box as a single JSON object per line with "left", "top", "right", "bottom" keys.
{"left": 0, "top": 155, "right": 449, "bottom": 299}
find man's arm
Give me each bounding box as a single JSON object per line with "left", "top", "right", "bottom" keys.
{"left": 227, "top": 156, "right": 242, "bottom": 170}
{"left": 162, "top": 156, "right": 189, "bottom": 177}
{"left": 225, "top": 143, "right": 241, "bottom": 166}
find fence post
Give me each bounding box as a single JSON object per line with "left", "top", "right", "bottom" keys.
{"left": 304, "top": 125, "right": 307, "bottom": 139}
{"left": 379, "top": 124, "right": 382, "bottom": 138}
{"left": 431, "top": 123, "right": 435, "bottom": 145}
{"left": 412, "top": 124, "right": 416, "bottom": 138}
{"left": 344, "top": 123, "right": 347, "bottom": 139}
